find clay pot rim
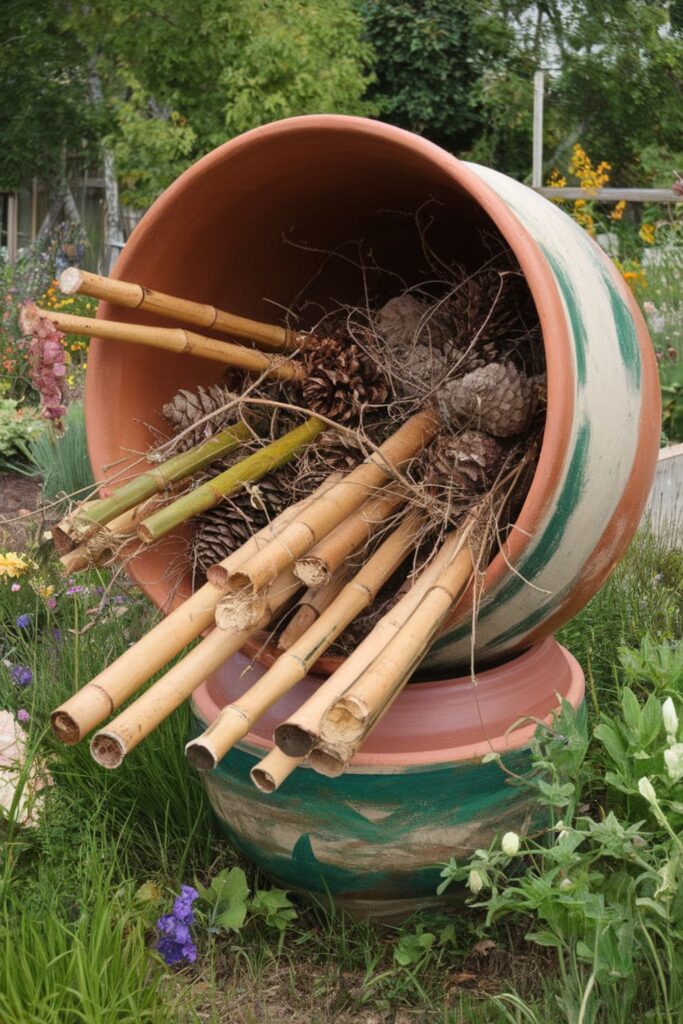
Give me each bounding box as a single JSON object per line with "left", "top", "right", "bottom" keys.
{"left": 192, "top": 636, "right": 585, "bottom": 767}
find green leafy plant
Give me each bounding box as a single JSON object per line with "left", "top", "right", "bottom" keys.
{"left": 0, "top": 399, "right": 44, "bottom": 470}
{"left": 29, "top": 402, "right": 94, "bottom": 506}
{"left": 195, "top": 866, "right": 297, "bottom": 947}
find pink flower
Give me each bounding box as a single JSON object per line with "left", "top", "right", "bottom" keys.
{"left": 10, "top": 583, "right": 20, "bottom": 593}
{"left": 18, "top": 303, "right": 69, "bottom": 430}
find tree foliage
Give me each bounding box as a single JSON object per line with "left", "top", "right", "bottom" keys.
{"left": 362, "top": 1, "right": 513, "bottom": 155}
{"left": 0, "top": 0, "right": 98, "bottom": 189}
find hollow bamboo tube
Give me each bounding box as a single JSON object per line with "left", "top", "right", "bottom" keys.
{"left": 187, "top": 513, "right": 423, "bottom": 770}
{"left": 90, "top": 570, "right": 300, "bottom": 769}
{"left": 220, "top": 410, "right": 439, "bottom": 600}
{"left": 273, "top": 528, "right": 467, "bottom": 757}
{"left": 31, "top": 306, "right": 305, "bottom": 381}
{"left": 59, "top": 267, "right": 308, "bottom": 354}
{"left": 56, "top": 422, "right": 251, "bottom": 546}
{"left": 293, "top": 485, "right": 406, "bottom": 588}
{"left": 319, "top": 541, "right": 475, "bottom": 750}
{"left": 48, "top": 482, "right": 333, "bottom": 745}
{"left": 250, "top": 747, "right": 304, "bottom": 793}
{"left": 137, "top": 417, "right": 326, "bottom": 544}
{"left": 58, "top": 494, "right": 170, "bottom": 573}
{"left": 278, "top": 567, "right": 353, "bottom": 650}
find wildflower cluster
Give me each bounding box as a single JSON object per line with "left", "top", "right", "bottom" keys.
{"left": 18, "top": 302, "right": 69, "bottom": 428}
{"left": 155, "top": 885, "right": 198, "bottom": 966}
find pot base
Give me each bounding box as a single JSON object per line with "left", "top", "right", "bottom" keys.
{"left": 191, "top": 637, "right": 585, "bottom": 920}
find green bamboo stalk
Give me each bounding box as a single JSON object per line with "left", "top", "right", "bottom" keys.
{"left": 137, "top": 417, "right": 327, "bottom": 544}
{"left": 78, "top": 422, "right": 252, "bottom": 531}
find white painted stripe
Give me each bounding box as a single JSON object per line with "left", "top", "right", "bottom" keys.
{"left": 427, "top": 165, "right": 643, "bottom": 668}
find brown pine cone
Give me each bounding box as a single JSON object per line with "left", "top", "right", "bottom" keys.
{"left": 428, "top": 430, "right": 506, "bottom": 492}
{"left": 439, "top": 361, "right": 536, "bottom": 437}
{"left": 162, "top": 385, "right": 241, "bottom": 451}
{"left": 302, "top": 342, "right": 388, "bottom": 423}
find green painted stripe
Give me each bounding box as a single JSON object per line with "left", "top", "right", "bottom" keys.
{"left": 598, "top": 260, "right": 642, "bottom": 389}
{"left": 543, "top": 250, "right": 588, "bottom": 387}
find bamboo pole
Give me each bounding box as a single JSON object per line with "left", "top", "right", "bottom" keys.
{"left": 48, "top": 480, "right": 335, "bottom": 745}
{"left": 308, "top": 541, "right": 473, "bottom": 779}
{"left": 250, "top": 747, "right": 304, "bottom": 793}
{"left": 278, "top": 567, "right": 353, "bottom": 650}
{"left": 53, "top": 421, "right": 251, "bottom": 545}
{"left": 59, "top": 267, "right": 309, "bottom": 354}
{"left": 216, "top": 411, "right": 439, "bottom": 602}
{"left": 318, "top": 539, "right": 475, "bottom": 754}
{"left": 273, "top": 528, "right": 468, "bottom": 757}
{"left": 137, "top": 417, "right": 326, "bottom": 544}
{"left": 186, "top": 513, "right": 423, "bottom": 770}
{"left": 27, "top": 306, "right": 305, "bottom": 381}
{"left": 89, "top": 570, "right": 300, "bottom": 768}
{"left": 293, "top": 485, "right": 406, "bottom": 588}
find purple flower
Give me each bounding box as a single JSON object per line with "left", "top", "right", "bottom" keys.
{"left": 17, "top": 709, "right": 30, "bottom": 724}
{"left": 10, "top": 665, "right": 33, "bottom": 687}
{"left": 15, "top": 613, "right": 31, "bottom": 629}
{"left": 52, "top": 627, "right": 62, "bottom": 642}
{"left": 46, "top": 596, "right": 57, "bottom": 610}
{"left": 65, "top": 585, "right": 86, "bottom": 596}
{"left": 155, "top": 885, "right": 199, "bottom": 967}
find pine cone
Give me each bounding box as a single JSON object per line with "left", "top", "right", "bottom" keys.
{"left": 302, "top": 341, "right": 388, "bottom": 423}
{"left": 162, "top": 385, "right": 240, "bottom": 451}
{"left": 439, "top": 361, "right": 535, "bottom": 437}
{"left": 375, "top": 295, "right": 429, "bottom": 350}
{"left": 192, "top": 473, "right": 289, "bottom": 577}
{"left": 428, "top": 430, "right": 506, "bottom": 492}
{"left": 397, "top": 342, "right": 449, "bottom": 400}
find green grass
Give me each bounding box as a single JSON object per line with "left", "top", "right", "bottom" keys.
{"left": 29, "top": 402, "right": 95, "bottom": 510}
{"left": 1, "top": 526, "right": 682, "bottom": 1022}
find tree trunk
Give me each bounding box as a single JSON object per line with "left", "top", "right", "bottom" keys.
{"left": 89, "top": 61, "right": 125, "bottom": 273}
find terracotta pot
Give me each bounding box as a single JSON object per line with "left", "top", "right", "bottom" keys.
{"left": 191, "top": 636, "right": 585, "bottom": 920}
{"left": 85, "top": 114, "right": 660, "bottom": 671}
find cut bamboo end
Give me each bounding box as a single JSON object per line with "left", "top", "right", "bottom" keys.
{"left": 59, "top": 267, "right": 308, "bottom": 354}
{"left": 90, "top": 731, "right": 125, "bottom": 769}
{"left": 273, "top": 721, "right": 318, "bottom": 758}
{"left": 292, "top": 556, "right": 329, "bottom": 589}
{"left": 250, "top": 747, "right": 303, "bottom": 792}
{"left": 50, "top": 710, "right": 81, "bottom": 745}
{"left": 319, "top": 696, "right": 368, "bottom": 745}
{"left": 184, "top": 740, "right": 218, "bottom": 772}
{"left": 214, "top": 590, "right": 264, "bottom": 632}
{"left": 308, "top": 742, "right": 348, "bottom": 778}
{"left": 59, "top": 547, "right": 90, "bottom": 574}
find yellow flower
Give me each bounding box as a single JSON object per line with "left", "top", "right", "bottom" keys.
{"left": 610, "top": 201, "right": 627, "bottom": 222}
{"left": 639, "top": 223, "right": 656, "bottom": 245}
{"left": 35, "top": 583, "right": 55, "bottom": 600}
{"left": 0, "top": 552, "right": 30, "bottom": 578}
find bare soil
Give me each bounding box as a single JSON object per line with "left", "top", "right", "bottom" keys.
{"left": 0, "top": 472, "right": 44, "bottom": 551}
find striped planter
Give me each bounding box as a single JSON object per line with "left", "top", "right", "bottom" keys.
{"left": 85, "top": 113, "right": 661, "bottom": 669}
{"left": 192, "top": 638, "right": 585, "bottom": 920}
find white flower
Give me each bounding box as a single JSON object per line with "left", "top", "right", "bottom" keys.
{"left": 557, "top": 830, "right": 570, "bottom": 843}
{"left": 664, "top": 743, "right": 683, "bottom": 784}
{"left": 467, "top": 868, "right": 484, "bottom": 895}
{"left": 501, "top": 831, "right": 520, "bottom": 856}
{"left": 559, "top": 877, "right": 573, "bottom": 890}
{"left": 638, "top": 777, "right": 658, "bottom": 805}
{"left": 662, "top": 698, "right": 679, "bottom": 742}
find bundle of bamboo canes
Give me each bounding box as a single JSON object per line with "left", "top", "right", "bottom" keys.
{"left": 38, "top": 256, "right": 544, "bottom": 786}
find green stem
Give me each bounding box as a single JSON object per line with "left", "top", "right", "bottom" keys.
{"left": 78, "top": 422, "right": 252, "bottom": 530}
{"left": 137, "top": 417, "right": 327, "bottom": 544}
